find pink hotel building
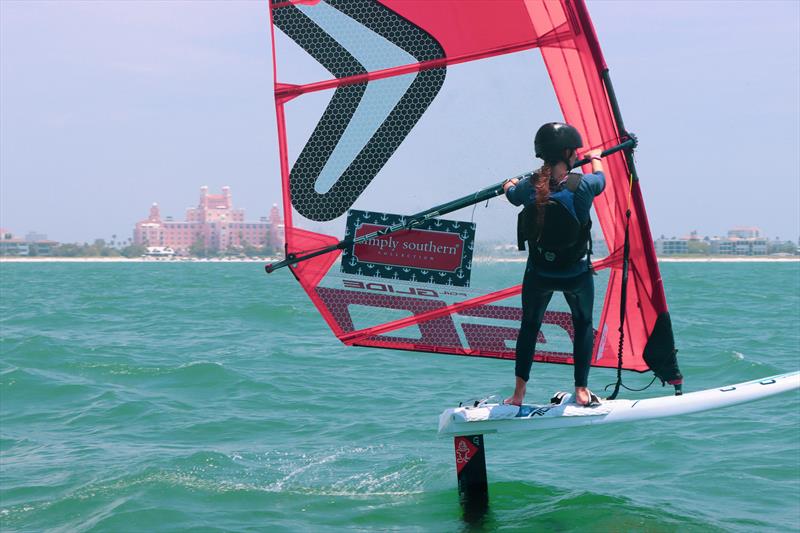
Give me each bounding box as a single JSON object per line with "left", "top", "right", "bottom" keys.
{"left": 134, "top": 186, "right": 283, "bottom": 254}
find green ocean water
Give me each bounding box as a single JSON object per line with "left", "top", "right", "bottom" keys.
{"left": 1, "top": 261, "right": 798, "bottom": 532}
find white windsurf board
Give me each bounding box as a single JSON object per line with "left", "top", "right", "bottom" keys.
{"left": 438, "top": 371, "right": 800, "bottom": 436}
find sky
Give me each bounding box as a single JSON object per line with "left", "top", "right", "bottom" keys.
{"left": 1, "top": 0, "right": 798, "bottom": 244}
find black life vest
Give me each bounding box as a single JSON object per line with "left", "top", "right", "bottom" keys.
{"left": 516, "top": 173, "right": 592, "bottom": 269}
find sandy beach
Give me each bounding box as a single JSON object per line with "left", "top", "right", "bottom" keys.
{"left": 656, "top": 257, "right": 799, "bottom": 263}
{"left": 474, "top": 256, "right": 799, "bottom": 264}
{"left": 0, "top": 256, "right": 283, "bottom": 263}
{"left": 1, "top": 256, "right": 797, "bottom": 264}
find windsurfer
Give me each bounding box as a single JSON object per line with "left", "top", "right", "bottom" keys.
{"left": 503, "top": 122, "right": 605, "bottom": 407}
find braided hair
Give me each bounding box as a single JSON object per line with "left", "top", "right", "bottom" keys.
{"left": 534, "top": 164, "right": 552, "bottom": 227}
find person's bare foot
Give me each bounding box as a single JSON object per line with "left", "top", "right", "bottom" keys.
{"left": 505, "top": 377, "right": 527, "bottom": 406}
{"left": 574, "top": 386, "right": 594, "bottom": 406}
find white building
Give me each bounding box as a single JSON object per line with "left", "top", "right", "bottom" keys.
{"left": 655, "top": 238, "right": 689, "bottom": 255}
{"left": 727, "top": 227, "right": 760, "bottom": 239}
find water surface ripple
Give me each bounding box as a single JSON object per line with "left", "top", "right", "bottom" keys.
{"left": 1, "top": 262, "right": 798, "bottom": 532}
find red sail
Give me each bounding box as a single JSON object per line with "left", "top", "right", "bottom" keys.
{"left": 268, "top": 0, "right": 681, "bottom": 381}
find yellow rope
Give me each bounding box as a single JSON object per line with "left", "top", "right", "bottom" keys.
{"left": 626, "top": 171, "right": 634, "bottom": 210}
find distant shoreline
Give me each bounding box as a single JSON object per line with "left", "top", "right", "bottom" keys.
{"left": 476, "top": 256, "right": 799, "bottom": 263}
{"left": 1, "top": 256, "right": 797, "bottom": 264}
{"left": 0, "top": 257, "right": 283, "bottom": 263}
{"left": 657, "top": 257, "right": 798, "bottom": 263}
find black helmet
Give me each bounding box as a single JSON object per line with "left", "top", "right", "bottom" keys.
{"left": 534, "top": 122, "right": 583, "bottom": 164}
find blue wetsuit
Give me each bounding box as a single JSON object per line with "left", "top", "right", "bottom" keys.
{"left": 505, "top": 172, "right": 605, "bottom": 386}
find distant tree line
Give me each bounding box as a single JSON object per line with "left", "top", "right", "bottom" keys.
{"left": 47, "top": 239, "right": 147, "bottom": 258}
{"left": 186, "top": 237, "right": 277, "bottom": 258}
{"left": 44, "top": 238, "right": 280, "bottom": 258}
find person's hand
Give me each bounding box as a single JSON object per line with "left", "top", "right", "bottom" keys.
{"left": 584, "top": 148, "right": 604, "bottom": 172}
{"left": 503, "top": 178, "right": 519, "bottom": 192}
